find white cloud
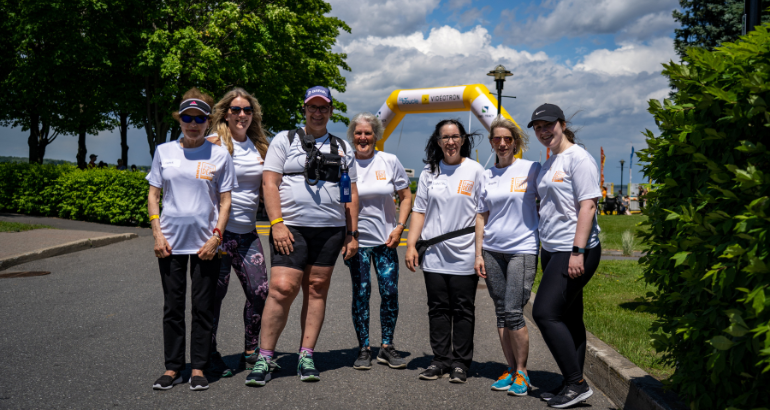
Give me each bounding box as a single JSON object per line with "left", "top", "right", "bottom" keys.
{"left": 328, "top": 0, "right": 441, "bottom": 41}
{"left": 618, "top": 10, "right": 680, "bottom": 42}
{"left": 573, "top": 37, "right": 677, "bottom": 75}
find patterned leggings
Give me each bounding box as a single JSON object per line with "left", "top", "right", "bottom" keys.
{"left": 211, "top": 230, "right": 269, "bottom": 352}
{"left": 344, "top": 244, "right": 400, "bottom": 347}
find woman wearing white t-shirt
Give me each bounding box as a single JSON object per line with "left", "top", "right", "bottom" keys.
{"left": 474, "top": 117, "right": 540, "bottom": 396}
{"left": 147, "top": 88, "right": 236, "bottom": 391}
{"left": 529, "top": 104, "right": 601, "bottom": 408}
{"left": 343, "top": 113, "right": 412, "bottom": 371}
{"left": 406, "top": 119, "right": 484, "bottom": 384}
{"left": 203, "top": 88, "right": 270, "bottom": 379}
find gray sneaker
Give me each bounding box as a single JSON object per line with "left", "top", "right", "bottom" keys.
{"left": 353, "top": 347, "right": 372, "bottom": 370}
{"left": 377, "top": 345, "right": 407, "bottom": 369}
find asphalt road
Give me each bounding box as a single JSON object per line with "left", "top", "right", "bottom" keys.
{"left": 0, "top": 220, "right": 616, "bottom": 409}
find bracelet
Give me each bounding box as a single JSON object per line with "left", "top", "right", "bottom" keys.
{"left": 270, "top": 218, "right": 284, "bottom": 227}
{"left": 149, "top": 214, "right": 159, "bottom": 221}
{"left": 213, "top": 228, "right": 222, "bottom": 241}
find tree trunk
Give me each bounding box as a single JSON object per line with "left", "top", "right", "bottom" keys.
{"left": 120, "top": 112, "right": 129, "bottom": 166}
{"left": 76, "top": 124, "right": 87, "bottom": 169}
{"left": 27, "top": 112, "right": 41, "bottom": 164}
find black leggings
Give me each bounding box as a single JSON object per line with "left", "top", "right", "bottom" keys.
{"left": 532, "top": 245, "right": 601, "bottom": 385}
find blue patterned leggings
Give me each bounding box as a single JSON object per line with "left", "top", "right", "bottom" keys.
{"left": 211, "top": 230, "right": 269, "bottom": 352}
{"left": 344, "top": 244, "right": 400, "bottom": 347}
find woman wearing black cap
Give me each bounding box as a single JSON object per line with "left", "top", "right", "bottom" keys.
{"left": 529, "top": 104, "right": 601, "bottom": 407}
{"left": 146, "top": 87, "right": 237, "bottom": 391}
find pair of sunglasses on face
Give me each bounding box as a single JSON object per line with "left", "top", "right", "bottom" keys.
{"left": 229, "top": 106, "right": 253, "bottom": 115}
{"left": 181, "top": 115, "right": 208, "bottom": 124}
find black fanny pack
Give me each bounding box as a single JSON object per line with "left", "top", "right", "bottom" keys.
{"left": 284, "top": 128, "right": 347, "bottom": 186}
{"left": 415, "top": 226, "right": 475, "bottom": 265}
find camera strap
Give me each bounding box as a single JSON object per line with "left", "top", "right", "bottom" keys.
{"left": 283, "top": 128, "right": 347, "bottom": 185}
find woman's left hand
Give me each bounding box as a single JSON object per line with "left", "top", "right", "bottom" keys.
{"left": 568, "top": 253, "right": 585, "bottom": 278}
{"left": 385, "top": 227, "right": 404, "bottom": 249}
{"left": 342, "top": 236, "right": 358, "bottom": 260}
{"left": 197, "top": 236, "right": 220, "bottom": 260}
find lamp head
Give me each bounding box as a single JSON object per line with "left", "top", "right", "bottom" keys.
{"left": 487, "top": 64, "right": 513, "bottom": 81}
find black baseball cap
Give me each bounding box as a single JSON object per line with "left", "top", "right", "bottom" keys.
{"left": 179, "top": 98, "right": 211, "bottom": 115}
{"left": 527, "top": 103, "right": 564, "bottom": 128}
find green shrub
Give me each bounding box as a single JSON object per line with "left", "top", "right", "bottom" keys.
{"left": 621, "top": 230, "right": 635, "bottom": 256}
{"left": 639, "top": 25, "right": 770, "bottom": 409}
{"left": 0, "top": 163, "right": 74, "bottom": 214}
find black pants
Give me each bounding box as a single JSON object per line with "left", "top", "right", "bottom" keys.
{"left": 423, "top": 271, "right": 479, "bottom": 371}
{"left": 532, "top": 245, "right": 601, "bottom": 385}
{"left": 158, "top": 254, "right": 220, "bottom": 371}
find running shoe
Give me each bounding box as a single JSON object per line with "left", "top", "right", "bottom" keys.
{"left": 245, "top": 355, "right": 280, "bottom": 387}
{"left": 548, "top": 380, "right": 593, "bottom": 408}
{"left": 376, "top": 345, "right": 407, "bottom": 369}
{"left": 239, "top": 351, "right": 259, "bottom": 370}
{"left": 207, "top": 351, "right": 234, "bottom": 378}
{"left": 189, "top": 375, "right": 209, "bottom": 391}
{"left": 297, "top": 351, "right": 320, "bottom": 382}
{"left": 540, "top": 382, "right": 567, "bottom": 401}
{"left": 491, "top": 368, "right": 513, "bottom": 391}
{"left": 448, "top": 367, "right": 467, "bottom": 383}
{"left": 353, "top": 347, "right": 372, "bottom": 370}
{"left": 419, "top": 365, "right": 447, "bottom": 380}
{"left": 152, "top": 373, "right": 182, "bottom": 390}
{"left": 507, "top": 371, "right": 530, "bottom": 396}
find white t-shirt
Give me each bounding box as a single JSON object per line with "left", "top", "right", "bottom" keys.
{"left": 536, "top": 144, "right": 601, "bottom": 252}
{"left": 478, "top": 159, "right": 541, "bottom": 254}
{"left": 413, "top": 159, "right": 484, "bottom": 275}
{"left": 147, "top": 140, "right": 237, "bottom": 254}
{"left": 263, "top": 129, "right": 357, "bottom": 227}
{"left": 354, "top": 151, "right": 410, "bottom": 247}
{"left": 226, "top": 136, "right": 264, "bottom": 234}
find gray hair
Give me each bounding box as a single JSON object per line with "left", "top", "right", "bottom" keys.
{"left": 346, "top": 112, "right": 385, "bottom": 145}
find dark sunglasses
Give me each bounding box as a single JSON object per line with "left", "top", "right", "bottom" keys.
{"left": 229, "top": 106, "right": 253, "bottom": 115}
{"left": 181, "top": 115, "right": 208, "bottom": 124}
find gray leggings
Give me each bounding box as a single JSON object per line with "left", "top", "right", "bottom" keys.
{"left": 482, "top": 250, "right": 538, "bottom": 330}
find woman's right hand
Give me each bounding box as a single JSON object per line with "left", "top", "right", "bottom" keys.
{"left": 154, "top": 235, "right": 172, "bottom": 258}
{"left": 405, "top": 246, "right": 419, "bottom": 272}
{"left": 475, "top": 255, "right": 486, "bottom": 278}
{"left": 272, "top": 223, "right": 295, "bottom": 255}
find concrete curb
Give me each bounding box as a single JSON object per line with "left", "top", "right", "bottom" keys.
{"left": 524, "top": 293, "right": 685, "bottom": 410}
{"left": 0, "top": 233, "right": 138, "bottom": 271}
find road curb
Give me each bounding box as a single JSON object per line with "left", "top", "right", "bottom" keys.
{"left": 524, "top": 292, "right": 684, "bottom": 410}
{"left": 0, "top": 233, "right": 138, "bottom": 271}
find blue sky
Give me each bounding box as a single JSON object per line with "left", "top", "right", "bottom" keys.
{"left": 2, "top": 0, "right": 680, "bottom": 185}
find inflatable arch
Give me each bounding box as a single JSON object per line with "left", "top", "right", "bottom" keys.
{"left": 374, "top": 83, "right": 522, "bottom": 158}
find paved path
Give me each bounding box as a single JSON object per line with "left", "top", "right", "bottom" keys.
{"left": 0, "top": 229, "right": 118, "bottom": 260}
{"left": 0, "top": 221, "right": 617, "bottom": 409}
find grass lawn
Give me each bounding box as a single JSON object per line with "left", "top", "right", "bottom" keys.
{"left": 0, "top": 221, "right": 54, "bottom": 232}
{"left": 533, "top": 259, "right": 672, "bottom": 380}
{"left": 597, "top": 215, "right": 648, "bottom": 252}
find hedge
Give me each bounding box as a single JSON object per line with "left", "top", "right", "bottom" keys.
{"left": 0, "top": 163, "right": 152, "bottom": 226}
{"left": 639, "top": 24, "right": 770, "bottom": 409}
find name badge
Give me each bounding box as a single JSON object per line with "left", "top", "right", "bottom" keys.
{"left": 431, "top": 181, "right": 448, "bottom": 189}
{"left": 162, "top": 159, "right": 180, "bottom": 168}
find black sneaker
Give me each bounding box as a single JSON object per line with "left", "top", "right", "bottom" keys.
{"left": 239, "top": 351, "right": 259, "bottom": 370}
{"left": 377, "top": 345, "right": 407, "bottom": 369}
{"left": 245, "top": 355, "right": 280, "bottom": 387}
{"left": 419, "top": 365, "right": 448, "bottom": 380}
{"left": 353, "top": 347, "right": 372, "bottom": 370}
{"left": 206, "top": 351, "right": 234, "bottom": 377}
{"left": 152, "top": 373, "right": 182, "bottom": 390}
{"left": 540, "top": 382, "right": 567, "bottom": 401}
{"left": 548, "top": 380, "right": 593, "bottom": 408}
{"left": 449, "top": 367, "right": 467, "bottom": 384}
{"left": 189, "top": 375, "right": 209, "bottom": 391}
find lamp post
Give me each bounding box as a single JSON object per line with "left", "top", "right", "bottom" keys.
{"left": 619, "top": 160, "right": 625, "bottom": 196}
{"left": 743, "top": 0, "right": 763, "bottom": 34}
{"left": 487, "top": 65, "right": 513, "bottom": 117}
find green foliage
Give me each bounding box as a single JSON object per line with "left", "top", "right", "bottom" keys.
{"left": 0, "top": 163, "right": 150, "bottom": 226}
{"left": 0, "top": 221, "right": 53, "bottom": 232}
{"left": 639, "top": 24, "right": 770, "bottom": 409}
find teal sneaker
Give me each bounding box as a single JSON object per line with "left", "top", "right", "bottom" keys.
{"left": 491, "top": 368, "right": 513, "bottom": 391}
{"left": 297, "top": 351, "right": 320, "bottom": 382}
{"left": 507, "top": 370, "right": 531, "bottom": 396}
{"left": 245, "top": 355, "right": 280, "bottom": 387}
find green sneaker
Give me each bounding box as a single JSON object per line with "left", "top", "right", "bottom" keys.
{"left": 297, "top": 351, "right": 320, "bottom": 382}
{"left": 245, "top": 355, "right": 280, "bottom": 387}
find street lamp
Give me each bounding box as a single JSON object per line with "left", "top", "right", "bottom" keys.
{"left": 619, "top": 160, "right": 625, "bottom": 196}
{"left": 487, "top": 64, "right": 513, "bottom": 117}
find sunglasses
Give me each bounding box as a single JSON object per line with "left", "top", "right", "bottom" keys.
{"left": 491, "top": 136, "right": 514, "bottom": 144}
{"left": 229, "top": 106, "right": 253, "bottom": 115}
{"left": 181, "top": 115, "right": 208, "bottom": 124}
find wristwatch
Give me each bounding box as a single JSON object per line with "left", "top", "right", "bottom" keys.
{"left": 396, "top": 222, "right": 407, "bottom": 229}
{"left": 572, "top": 246, "right": 586, "bottom": 254}
{"left": 347, "top": 230, "right": 359, "bottom": 239}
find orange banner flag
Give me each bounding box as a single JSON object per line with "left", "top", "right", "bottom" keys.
{"left": 600, "top": 147, "right": 606, "bottom": 196}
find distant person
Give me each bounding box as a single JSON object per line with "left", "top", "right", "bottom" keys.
{"left": 638, "top": 186, "right": 646, "bottom": 208}
{"left": 117, "top": 159, "right": 127, "bottom": 170}
{"left": 97, "top": 161, "right": 107, "bottom": 168}
{"left": 88, "top": 154, "right": 97, "bottom": 169}
{"left": 204, "top": 87, "right": 270, "bottom": 379}
{"left": 131, "top": 164, "right": 137, "bottom": 172}
{"left": 344, "top": 113, "right": 411, "bottom": 371}
{"left": 530, "top": 103, "right": 601, "bottom": 407}
{"left": 405, "top": 119, "right": 483, "bottom": 384}
{"left": 147, "top": 87, "right": 236, "bottom": 391}
{"left": 622, "top": 196, "right": 632, "bottom": 215}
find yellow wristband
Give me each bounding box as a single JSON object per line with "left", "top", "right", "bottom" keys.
{"left": 149, "top": 215, "right": 159, "bottom": 221}
{"left": 270, "top": 218, "right": 284, "bottom": 227}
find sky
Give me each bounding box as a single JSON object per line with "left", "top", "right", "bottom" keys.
{"left": 1, "top": 0, "right": 681, "bottom": 185}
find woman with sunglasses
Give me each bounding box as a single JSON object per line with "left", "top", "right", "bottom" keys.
{"left": 405, "top": 119, "right": 483, "bottom": 384}
{"left": 474, "top": 117, "right": 540, "bottom": 396}
{"left": 202, "top": 88, "right": 270, "bottom": 378}
{"left": 147, "top": 88, "right": 236, "bottom": 391}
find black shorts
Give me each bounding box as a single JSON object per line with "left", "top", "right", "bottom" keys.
{"left": 269, "top": 225, "right": 346, "bottom": 270}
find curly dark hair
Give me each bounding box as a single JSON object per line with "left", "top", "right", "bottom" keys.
{"left": 423, "top": 119, "right": 479, "bottom": 174}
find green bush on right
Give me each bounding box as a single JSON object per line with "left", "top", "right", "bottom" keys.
{"left": 638, "top": 24, "right": 770, "bottom": 409}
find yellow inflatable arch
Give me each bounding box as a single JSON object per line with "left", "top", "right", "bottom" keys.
{"left": 374, "top": 83, "right": 522, "bottom": 158}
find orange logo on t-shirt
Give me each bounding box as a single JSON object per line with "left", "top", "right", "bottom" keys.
{"left": 457, "top": 180, "right": 474, "bottom": 196}
{"left": 511, "top": 177, "right": 528, "bottom": 192}
{"left": 196, "top": 162, "right": 215, "bottom": 180}
{"left": 375, "top": 170, "right": 387, "bottom": 181}
{"left": 552, "top": 171, "right": 566, "bottom": 183}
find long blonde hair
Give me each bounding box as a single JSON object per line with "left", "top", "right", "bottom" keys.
{"left": 210, "top": 88, "right": 268, "bottom": 158}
